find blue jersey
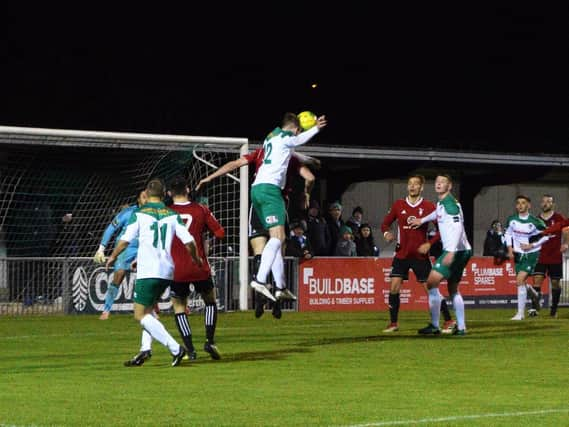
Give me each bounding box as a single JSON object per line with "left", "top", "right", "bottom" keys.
{"left": 100, "top": 204, "right": 139, "bottom": 249}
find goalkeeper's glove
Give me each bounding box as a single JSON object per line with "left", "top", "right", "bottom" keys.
{"left": 93, "top": 245, "right": 106, "bottom": 264}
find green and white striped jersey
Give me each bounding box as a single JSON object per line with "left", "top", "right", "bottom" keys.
{"left": 253, "top": 126, "right": 319, "bottom": 189}
{"left": 121, "top": 201, "right": 194, "bottom": 280}
{"left": 504, "top": 213, "right": 547, "bottom": 254}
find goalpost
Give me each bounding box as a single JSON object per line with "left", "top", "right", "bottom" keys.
{"left": 0, "top": 126, "right": 251, "bottom": 312}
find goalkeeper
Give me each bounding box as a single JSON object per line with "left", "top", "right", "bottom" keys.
{"left": 93, "top": 190, "right": 148, "bottom": 320}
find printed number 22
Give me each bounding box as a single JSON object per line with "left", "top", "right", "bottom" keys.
{"left": 263, "top": 142, "right": 272, "bottom": 164}
{"left": 151, "top": 222, "right": 167, "bottom": 249}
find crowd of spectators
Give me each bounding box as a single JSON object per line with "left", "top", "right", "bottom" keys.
{"left": 288, "top": 200, "right": 381, "bottom": 260}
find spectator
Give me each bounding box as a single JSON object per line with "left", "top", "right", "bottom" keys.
{"left": 334, "top": 225, "right": 357, "bottom": 256}
{"left": 286, "top": 221, "right": 313, "bottom": 260}
{"left": 346, "top": 206, "right": 364, "bottom": 239}
{"left": 355, "top": 223, "right": 379, "bottom": 256}
{"left": 305, "top": 199, "right": 330, "bottom": 256}
{"left": 326, "top": 201, "right": 345, "bottom": 255}
{"left": 483, "top": 219, "right": 508, "bottom": 264}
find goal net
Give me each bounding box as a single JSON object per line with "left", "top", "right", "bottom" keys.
{"left": 0, "top": 126, "right": 250, "bottom": 313}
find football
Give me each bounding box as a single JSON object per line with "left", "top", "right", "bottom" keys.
{"left": 298, "top": 111, "right": 317, "bottom": 131}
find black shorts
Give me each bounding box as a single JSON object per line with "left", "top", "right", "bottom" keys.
{"left": 532, "top": 263, "right": 563, "bottom": 280}
{"left": 249, "top": 205, "right": 269, "bottom": 240}
{"left": 390, "top": 257, "right": 432, "bottom": 282}
{"left": 249, "top": 204, "right": 289, "bottom": 240}
{"left": 170, "top": 277, "right": 214, "bottom": 299}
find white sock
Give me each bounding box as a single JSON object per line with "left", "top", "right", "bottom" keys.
{"left": 452, "top": 293, "right": 466, "bottom": 330}
{"left": 517, "top": 285, "right": 527, "bottom": 316}
{"left": 271, "top": 252, "right": 285, "bottom": 289}
{"left": 428, "top": 288, "right": 441, "bottom": 328}
{"left": 140, "top": 314, "right": 180, "bottom": 355}
{"left": 256, "top": 238, "right": 281, "bottom": 284}
{"left": 140, "top": 329, "right": 153, "bottom": 352}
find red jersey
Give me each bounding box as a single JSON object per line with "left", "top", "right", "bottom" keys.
{"left": 169, "top": 201, "right": 225, "bottom": 282}
{"left": 538, "top": 212, "right": 566, "bottom": 264}
{"left": 381, "top": 197, "right": 436, "bottom": 260}
{"left": 544, "top": 216, "right": 569, "bottom": 234}
{"left": 242, "top": 148, "right": 301, "bottom": 201}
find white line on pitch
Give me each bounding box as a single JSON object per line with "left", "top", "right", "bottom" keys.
{"left": 339, "top": 408, "right": 569, "bottom": 427}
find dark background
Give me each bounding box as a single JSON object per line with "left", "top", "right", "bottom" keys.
{"left": 2, "top": 4, "right": 567, "bottom": 153}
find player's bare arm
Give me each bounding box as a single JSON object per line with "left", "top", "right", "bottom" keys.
{"left": 561, "top": 227, "right": 569, "bottom": 252}
{"left": 185, "top": 241, "right": 203, "bottom": 267}
{"left": 105, "top": 240, "right": 129, "bottom": 269}
{"left": 299, "top": 165, "right": 315, "bottom": 210}
{"left": 293, "top": 152, "right": 321, "bottom": 170}
{"left": 409, "top": 217, "right": 422, "bottom": 229}
{"left": 417, "top": 242, "right": 431, "bottom": 255}
{"left": 196, "top": 157, "right": 249, "bottom": 191}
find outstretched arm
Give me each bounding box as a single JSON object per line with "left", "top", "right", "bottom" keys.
{"left": 196, "top": 157, "right": 249, "bottom": 191}
{"left": 288, "top": 116, "right": 327, "bottom": 148}
{"left": 293, "top": 152, "right": 321, "bottom": 170}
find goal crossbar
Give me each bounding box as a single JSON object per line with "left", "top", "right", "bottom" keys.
{"left": 0, "top": 125, "right": 247, "bottom": 152}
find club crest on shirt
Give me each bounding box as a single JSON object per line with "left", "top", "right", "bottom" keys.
{"left": 419, "top": 208, "right": 424, "bottom": 216}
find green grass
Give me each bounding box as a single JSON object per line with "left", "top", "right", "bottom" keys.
{"left": 1, "top": 309, "right": 568, "bottom": 426}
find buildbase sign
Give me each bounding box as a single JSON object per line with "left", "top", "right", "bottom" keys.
{"left": 298, "top": 257, "right": 548, "bottom": 312}
{"left": 301, "top": 258, "right": 380, "bottom": 311}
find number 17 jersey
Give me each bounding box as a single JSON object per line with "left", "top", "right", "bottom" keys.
{"left": 170, "top": 201, "right": 225, "bottom": 282}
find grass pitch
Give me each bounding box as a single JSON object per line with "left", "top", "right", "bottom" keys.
{"left": 1, "top": 309, "right": 568, "bottom": 426}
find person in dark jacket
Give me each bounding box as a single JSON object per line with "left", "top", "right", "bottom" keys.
{"left": 305, "top": 199, "right": 330, "bottom": 256}
{"left": 326, "top": 201, "right": 345, "bottom": 255}
{"left": 483, "top": 220, "right": 508, "bottom": 264}
{"left": 346, "top": 206, "right": 364, "bottom": 239}
{"left": 355, "top": 223, "right": 379, "bottom": 256}
{"left": 286, "top": 221, "right": 313, "bottom": 260}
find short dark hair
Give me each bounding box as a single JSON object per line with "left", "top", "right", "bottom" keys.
{"left": 352, "top": 206, "right": 364, "bottom": 215}
{"left": 282, "top": 112, "right": 300, "bottom": 129}
{"left": 146, "top": 178, "right": 165, "bottom": 198}
{"left": 169, "top": 175, "right": 188, "bottom": 197}
{"left": 436, "top": 174, "right": 453, "bottom": 183}
{"left": 542, "top": 194, "right": 554, "bottom": 201}
{"left": 408, "top": 174, "right": 425, "bottom": 185}
{"left": 516, "top": 194, "right": 531, "bottom": 203}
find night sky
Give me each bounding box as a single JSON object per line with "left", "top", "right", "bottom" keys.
{"left": 3, "top": 4, "right": 567, "bottom": 153}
